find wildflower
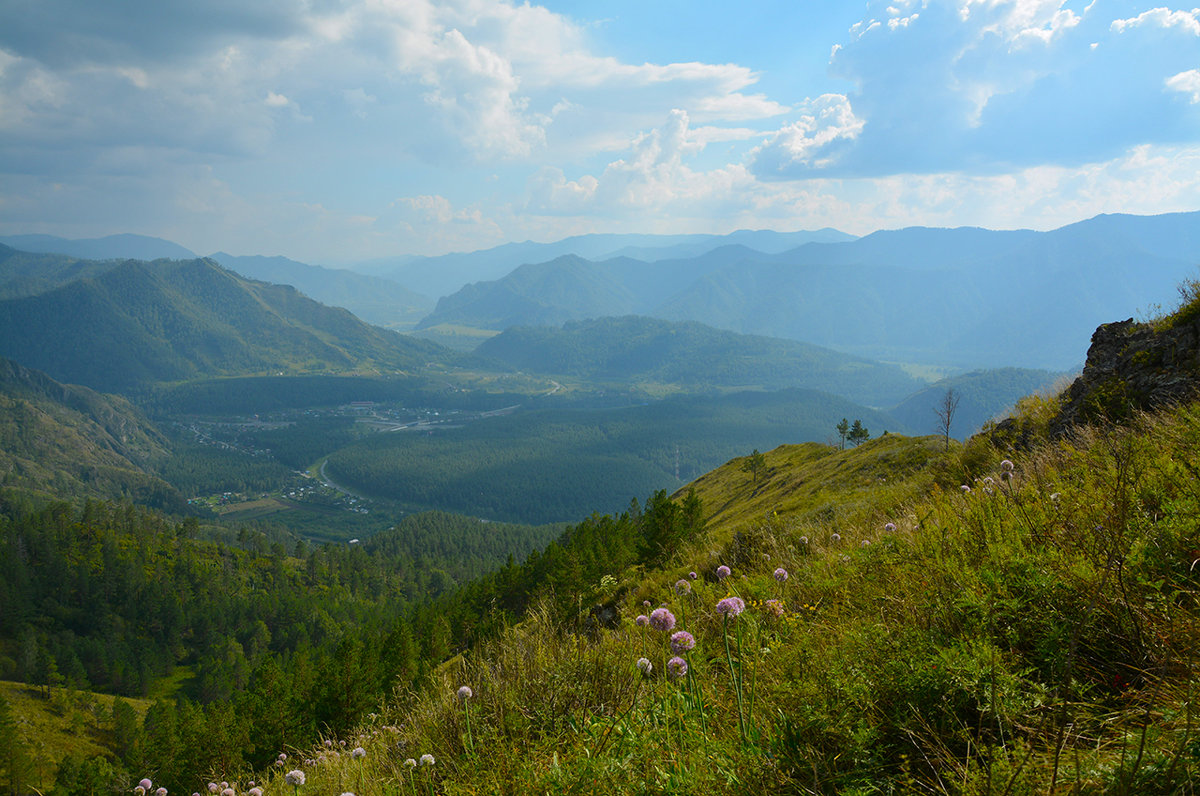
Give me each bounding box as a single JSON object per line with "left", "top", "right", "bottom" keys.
{"left": 636, "top": 657, "right": 653, "bottom": 675}
{"left": 716, "top": 564, "right": 731, "bottom": 580}
{"left": 670, "top": 630, "right": 696, "bottom": 654}
{"left": 982, "top": 477, "right": 994, "bottom": 486}
{"left": 249, "top": 790, "right": 263, "bottom": 796}
{"left": 635, "top": 614, "right": 649, "bottom": 626}
{"left": 799, "top": 536, "right": 808, "bottom": 545}
{"left": 667, "top": 656, "right": 688, "bottom": 678}
{"left": 341, "top": 793, "right": 355, "bottom": 796}
{"left": 643, "top": 599, "right": 651, "bottom": 608}
{"left": 1001, "top": 459, "right": 1014, "bottom": 472}
{"left": 830, "top": 532, "right": 841, "bottom": 543}
{"left": 861, "top": 539, "right": 871, "bottom": 547}
{"left": 284, "top": 771, "right": 305, "bottom": 787}
{"left": 960, "top": 485, "right": 971, "bottom": 493}
{"left": 404, "top": 759, "right": 417, "bottom": 768}
{"left": 457, "top": 686, "right": 473, "bottom": 701}
{"left": 689, "top": 571, "right": 698, "bottom": 579}
{"left": 883, "top": 522, "right": 896, "bottom": 533}
{"left": 762, "top": 553, "right": 771, "bottom": 562}
{"left": 324, "top": 739, "right": 332, "bottom": 748}
{"left": 1050, "top": 492, "right": 1061, "bottom": 502}
{"left": 674, "top": 579, "right": 691, "bottom": 595}
{"left": 208, "top": 786, "right": 219, "bottom": 794}
{"left": 222, "top": 788, "right": 234, "bottom": 796}
{"left": 773, "top": 567, "right": 788, "bottom": 582}
{"left": 351, "top": 746, "right": 366, "bottom": 758}
{"left": 420, "top": 753, "right": 436, "bottom": 766}
{"left": 764, "top": 599, "right": 785, "bottom": 618}
{"left": 649, "top": 607, "right": 676, "bottom": 631}
{"left": 134, "top": 789, "right": 144, "bottom": 796}
{"left": 140, "top": 781, "right": 154, "bottom": 792}
{"left": 716, "top": 596, "right": 745, "bottom": 617}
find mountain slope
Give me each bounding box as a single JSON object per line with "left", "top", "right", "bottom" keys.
{"left": 208, "top": 252, "right": 434, "bottom": 329}
{"left": 888, "top": 367, "right": 1065, "bottom": 439}
{"left": 0, "top": 357, "right": 183, "bottom": 508}
{"left": 474, "top": 315, "right": 926, "bottom": 406}
{"left": 417, "top": 255, "right": 639, "bottom": 330}
{"left": 0, "top": 258, "right": 454, "bottom": 393}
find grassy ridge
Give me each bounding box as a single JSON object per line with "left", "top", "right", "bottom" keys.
{"left": 248, "top": 398, "right": 1200, "bottom": 794}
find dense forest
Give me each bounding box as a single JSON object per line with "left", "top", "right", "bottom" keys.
{"left": 0, "top": 487, "right": 702, "bottom": 795}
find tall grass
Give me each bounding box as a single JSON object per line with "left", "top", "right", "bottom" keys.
{"left": 204, "top": 404, "right": 1200, "bottom": 794}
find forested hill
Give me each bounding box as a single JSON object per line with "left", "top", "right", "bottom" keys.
{"left": 0, "top": 357, "right": 184, "bottom": 510}
{"left": 473, "top": 315, "right": 926, "bottom": 407}
{"left": 0, "top": 257, "right": 455, "bottom": 393}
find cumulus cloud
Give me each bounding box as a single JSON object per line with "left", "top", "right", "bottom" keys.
{"left": 750, "top": 95, "right": 865, "bottom": 177}
{"left": 1111, "top": 7, "right": 1200, "bottom": 35}
{"left": 745, "top": 0, "right": 1200, "bottom": 179}
{"left": 1167, "top": 69, "right": 1200, "bottom": 102}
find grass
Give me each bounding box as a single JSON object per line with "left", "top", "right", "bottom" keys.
{"left": 1, "top": 681, "right": 151, "bottom": 792}
{"left": 232, "top": 397, "right": 1200, "bottom": 795}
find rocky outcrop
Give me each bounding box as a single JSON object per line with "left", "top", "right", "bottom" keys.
{"left": 1049, "top": 314, "right": 1200, "bottom": 436}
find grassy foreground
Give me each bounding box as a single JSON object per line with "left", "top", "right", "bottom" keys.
{"left": 220, "top": 397, "right": 1200, "bottom": 795}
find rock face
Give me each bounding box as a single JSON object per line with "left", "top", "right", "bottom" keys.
{"left": 1049, "top": 314, "right": 1200, "bottom": 435}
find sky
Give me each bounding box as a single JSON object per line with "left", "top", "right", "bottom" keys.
{"left": 0, "top": 0, "right": 1198, "bottom": 263}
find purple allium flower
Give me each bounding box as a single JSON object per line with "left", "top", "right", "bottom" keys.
{"left": 404, "top": 759, "right": 417, "bottom": 768}
{"left": 636, "top": 657, "right": 653, "bottom": 675}
{"left": 982, "top": 477, "right": 994, "bottom": 487}
{"left": 861, "top": 539, "right": 871, "bottom": 547}
{"left": 884, "top": 522, "right": 896, "bottom": 533}
{"left": 249, "top": 789, "right": 263, "bottom": 796}
{"left": 689, "top": 571, "right": 698, "bottom": 580}
{"left": 799, "top": 536, "right": 809, "bottom": 545}
{"left": 140, "top": 781, "right": 153, "bottom": 792}
{"left": 1000, "top": 471, "right": 1012, "bottom": 481}
{"left": 134, "top": 789, "right": 144, "bottom": 796}
{"left": 221, "top": 788, "right": 234, "bottom": 796}
{"left": 456, "top": 686, "right": 473, "bottom": 701}
{"left": 716, "top": 565, "right": 731, "bottom": 580}
{"left": 643, "top": 599, "right": 651, "bottom": 608}
{"left": 1001, "top": 459, "right": 1014, "bottom": 472}
{"left": 324, "top": 739, "right": 332, "bottom": 748}
{"left": 208, "top": 785, "right": 219, "bottom": 794}
{"left": 351, "top": 746, "right": 366, "bottom": 759}
{"left": 420, "top": 753, "right": 436, "bottom": 766}
{"left": 649, "top": 607, "right": 676, "bottom": 631}
{"left": 635, "top": 614, "right": 649, "bottom": 626}
{"left": 670, "top": 630, "right": 696, "bottom": 654}
{"left": 764, "top": 599, "right": 785, "bottom": 618}
{"left": 773, "top": 567, "right": 788, "bottom": 582}
{"left": 830, "top": 532, "right": 841, "bottom": 543}
{"left": 674, "top": 579, "right": 691, "bottom": 595}
{"left": 716, "top": 596, "right": 745, "bottom": 617}
{"left": 284, "top": 771, "right": 305, "bottom": 787}
{"left": 960, "top": 485, "right": 971, "bottom": 493}
{"left": 667, "top": 656, "right": 688, "bottom": 678}
{"left": 341, "top": 793, "right": 356, "bottom": 796}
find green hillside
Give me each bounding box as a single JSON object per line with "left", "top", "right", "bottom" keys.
{"left": 888, "top": 367, "right": 1066, "bottom": 439}
{"left": 474, "top": 315, "right": 927, "bottom": 406}
{"left": 0, "top": 358, "right": 184, "bottom": 510}
{"left": 0, "top": 258, "right": 454, "bottom": 393}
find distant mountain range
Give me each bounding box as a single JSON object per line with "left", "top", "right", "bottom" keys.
{"left": 420, "top": 211, "right": 1200, "bottom": 371}
{"left": 0, "top": 256, "right": 452, "bottom": 393}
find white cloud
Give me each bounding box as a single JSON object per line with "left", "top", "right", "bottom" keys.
{"left": 1167, "top": 68, "right": 1200, "bottom": 102}
{"left": 750, "top": 95, "right": 865, "bottom": 177}
{"left": 265, "top": 91, "right": 290, "bottom": 107}
{"left": 1111, "top": 7, "right": 1200, "bottom": 36}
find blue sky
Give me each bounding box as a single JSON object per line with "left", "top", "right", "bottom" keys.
{"left": 0, "top": 0, "right": 1197, "bottom": 263}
